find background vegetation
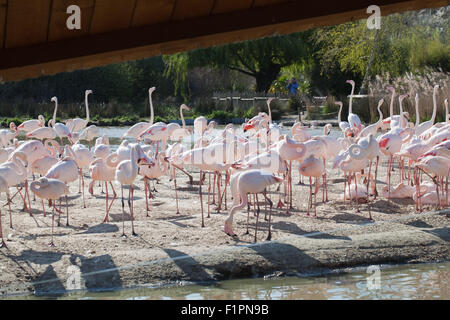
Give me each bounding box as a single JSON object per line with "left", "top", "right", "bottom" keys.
{"left": 0, "top": 7, "right": 448, "bottom": 126}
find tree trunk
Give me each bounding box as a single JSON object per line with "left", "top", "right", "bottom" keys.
{"left": 254, "top": 64, "right": 281, "bottom": 93}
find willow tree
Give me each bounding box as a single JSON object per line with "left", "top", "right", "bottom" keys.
{"left": 163, "top": 32, "right": 311, "bottom": 97}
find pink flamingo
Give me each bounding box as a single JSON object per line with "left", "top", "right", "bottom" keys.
{"left": 66, "top": 90, "right": 92, "bottom": 133}
{"left": 89, "top": 155, "right": 118, "bottom": 223}
{"left": 299, "top": 155, "right": 325, "bottom": 217}
{"left": 71, "top": 142, "right": 95, "bottom": 207}
{"left": 30, "top": 177, "right": 69, "bottom": 247}
{"left": 0, "top": 122, "right": 18, "bottom": 147}
{"left": 346, "top": 80, "right": 362, "bottom": 132}
{"left": 45, "top": 145, "right": 79, "bottom": 226}
{"left": 115, "top": 145, "right": 149, "bottom": 237}
{"left": 358, "top": 99, "right": 384, "bottom": 138}
{"left": 336, "top": 101, "right": 350, "bottom": 133}
{"left": 17, "top": 115, "right": 45, "bottom": 133}
{"left": 224, "top": 169, "right": 283, "bottom": 242}
{"left": 415, "top": 85, "right": 439, "bottom": 137}
{"left": 31, "top": 140, "right": 61, "bottom": 177}
{"left": 49, "top": 96, "right": 73, "bottom": 144}
{"left": 122, "top": 87, "right": 156, "bottom": 140}
{"left": 0, "top": 152, "right": 29, "bottom": 227}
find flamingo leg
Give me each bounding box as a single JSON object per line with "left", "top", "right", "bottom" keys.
{"left": 130, "top": 185, "right": 137, "bottom": 236}
{"left": 49, "top": 205, "right": 55, "bottom": 247}
{"left": 144, "top": 177, "right": 150, "bottom": 217}
{"left": 41, "top": 199, "right": 46, "bottom": 217}
{"left": 245, "top": 195, "right": 250, "bottom": 235}
{"left": 174, "top": 169, "right": 180, "bottom": 214}
{"left": 107, "top": 182, "right": 117, "bottom": 213}
{"left": 354, "top": 173, "right": 360, "bottom": 213}
{"left": 217, "top": 172, "right": 222, "bottom": 212}
{"left": 374, "top": 156, "right": 379, "bottom": 199}
{"left": 263, "top": 192, "right": 273, "bottom": 241}
{"left": 307, "top": 177, "right": 312, "bottom": 216}
{"left": 103, "top": 182, "right": 109, "bottom": 223}
{"left": 81, "top": 169, "right": 86, "bottom": 208}
{"left": 7, "top": 194, "right": 12, "bottom": 229}
{"left": 0, "top": 209, "right": 6, "bottom": 248}
{"left": 289, "top": 161, "right": 293, "bottom": 209}
{"left": 254, "top": 194, "right": 260, "bottom": 243}
{"left": 199, "top": 170, "right": 204, "bottom": 228}
{"left": 65, "top": 194, "right": 69, "bottom": 226}
{"left": 207, "top": 172, "right": 211, "bottom": 218}
{"left": 121, "top": 185, "right": 126, "bottom": 237}
{"left": 367, "top": 161, "right": 373, "bottom": 220}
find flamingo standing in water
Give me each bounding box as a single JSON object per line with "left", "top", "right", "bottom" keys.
{"left": 224, "top": 169, "right": 283, "bottom": 242}
{"left": 30, "top": 177, "right": 69, "bottom": 247}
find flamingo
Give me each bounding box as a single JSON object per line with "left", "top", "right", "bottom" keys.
{"left": 346, "top": 80, "right": 362, "bottom": 132}
{"left": 115, "top": 144, "right": 149, "bottom": 237}
{"left": 299, "top": 155, "right": 325, "bottom": 217}
{"left": 17, "top": 115, "right": 45, "bottom": 133}
{"left": 71, "top": 142, "right": 95, "bottom": 207}
{"left": 30, "top": 177, "right": 69, "bottom": 247}
{"left": 349, "top": 133, "right": 382, "bottom": 199}
{"left": 0, "top": 152, "right": 29, "bottom": 227}
{"left": 26, "top": 119, "right": 56, "bottom": 141}
{"left": 45, "top": 145, "right": 79, "bottom": 225}
{"left": 224, "top": 169, "right": 283, "bottom": 242}
{"left": 93, "top": 135, "right": 110, "bottom": 160}
{"left": 0, "top": 123, "right": 18, "bottom": 147}
{"left": 78, "top": 125, "right": 99, "bottom": 149}
{"left": 358, "top": 99, "right": 384, "bottom": 138}
{"left": 89, "top": 155, "right": 118, "bottom": 223}
{"left": 168, "top": 104, "right": 193, "bottom": 141}
{"left": 139, "top": 152, "right": 168, "bottom": 216}
{"left": 415, "top": 85, "right": 439, "bottom": 137}
{"left": 336, "top": 101, "right": 350, "bottom": 133}
{"left": 30, "top": 140, "right": 61, "bottom": 177}
{"left": 122, "top": 87, "right": 156, "bottom": 139}
{"left": 291, "top": 122, "right": 312, "bottom": 142}
{"left": 66, "top": 90, "right": 92, "bottom": 133}
{"left": 49, "top": 97, "right": 73, "bottom": 144}
{"left": 380, "top": 182, "right": 415, "bottom": 199}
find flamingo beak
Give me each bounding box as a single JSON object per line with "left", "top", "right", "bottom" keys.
{"left": 243, "top": 124, "right": 254, "bottom": 132}
{"left": 379, "top": 138, "right": 389, "bottom": 149}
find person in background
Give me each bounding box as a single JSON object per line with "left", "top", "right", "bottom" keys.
{"left": 286, "top": 78, "right": 299, "bottom": 95}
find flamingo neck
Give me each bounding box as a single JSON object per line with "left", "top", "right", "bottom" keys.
{"left": 415, "top": 96, "right": 420, "bottom": 128}
{"left": 389, "top": 90, "right": 395, "bottom": 118}
{"left": 149, "top": 91, "right": 154, "bottom": 126}
{"left": 180, "top": 106, "right": 186, "bottom": 129}
{"left": 52, "top": 100, "right": 58, "bottom": 128}
{"left": 338, "top": 104, "right": 342, "bottom": 123}
{"left": 431, "top": 88, "right": 437, "bottom": 124}
{"left": 349, "top": 84, "right": 355, "bottom": 114}
{"left": 85, "top": 93, "right": 90, "bottom": 124}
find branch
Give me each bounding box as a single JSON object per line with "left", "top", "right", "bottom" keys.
{"left": 235, "top": 51, "right": 257, "bottom": 75}
{"left": 226, "top": 65, "right": 256, "bottom": 77}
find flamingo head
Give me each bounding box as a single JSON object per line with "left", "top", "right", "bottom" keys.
{"left": 346, "top": 80, "right": 355, "bottom": 86}
{"left": 181, "top": 104, "right": 190, "bottom": 111}
{"left": 51, "top": 96, "right": 57, "bottom": 103}
{"left": 386, "top": 86, "right": 395, "bottom": 93}
{"left": 378, "top": 98, "right": 384, "bottom": 107}
{"left": 86, "top": 90, "right": 93, "bottom": 95}
{"left": 10, "top": 122, "right": 17, "bottom": 131}
{"left": 335, "top": 101, "right": 343, "bottom": 107}
{"left": 399, "top": 93, "right": 409, "bottom": 102}
{"left": 149, "top": 87, "right": 156, "bottom": 94}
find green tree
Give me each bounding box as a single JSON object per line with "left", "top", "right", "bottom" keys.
{"left": 163, "top": 32, "right": 312, "bottom": 97}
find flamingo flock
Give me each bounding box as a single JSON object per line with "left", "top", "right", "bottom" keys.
{"left": 0, "top": 83, "right": 448, "bottom": 247}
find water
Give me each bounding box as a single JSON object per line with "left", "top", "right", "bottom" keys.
{"left": 7, "top": 262, "right": 449, "bottom": 300}
{"left": 97, "top": 125, "right": 341, "bottom": 151}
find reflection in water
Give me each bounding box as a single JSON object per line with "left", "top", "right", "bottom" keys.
{"left": 7, "top": 262, "right": 449, "bottom": 300}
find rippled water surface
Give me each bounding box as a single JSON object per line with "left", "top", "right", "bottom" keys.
{"left": 11, "top": 262, "right": 449, "bottom": 300}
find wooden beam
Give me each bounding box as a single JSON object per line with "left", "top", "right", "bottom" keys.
{"left": 0, "top": 0, "right": 447, "bottom": 82}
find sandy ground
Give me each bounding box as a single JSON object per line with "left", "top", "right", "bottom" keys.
{"left": 0, "top": 157, "right": 448, "bottom": 296}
